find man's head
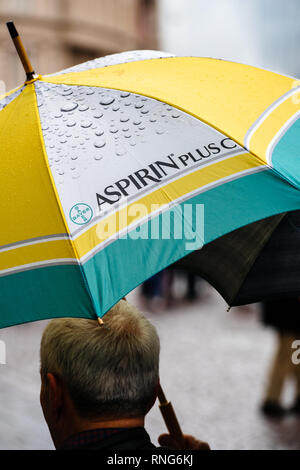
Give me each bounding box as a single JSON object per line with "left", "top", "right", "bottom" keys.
{"left": 40, "top": 300, "right": 160, "bottom": 448}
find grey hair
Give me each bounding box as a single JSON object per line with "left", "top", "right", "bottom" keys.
{"left": 40, "top": 300, "right": 160, "bottom": 419}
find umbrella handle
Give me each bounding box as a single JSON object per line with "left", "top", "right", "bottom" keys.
{"left": 157, "top": 383, "right": 184, "bottom": 444}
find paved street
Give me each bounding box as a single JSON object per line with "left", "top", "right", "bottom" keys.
{"left": 0, "top": 280, "right": 300, "bottom": 450}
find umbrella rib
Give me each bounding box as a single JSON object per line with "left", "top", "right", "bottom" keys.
{"left": 32, "top": 83, "right": 100, "bottom": 318}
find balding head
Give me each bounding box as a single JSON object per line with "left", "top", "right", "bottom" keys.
{"left": 40, "top": 300, "right": 160, "bottom": 420}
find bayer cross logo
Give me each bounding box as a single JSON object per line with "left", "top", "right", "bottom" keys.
{"left": 70, "top": 203, "right": 93, "bottom": 225}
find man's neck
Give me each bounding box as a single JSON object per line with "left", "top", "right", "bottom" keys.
{"left": 75, "top": 416, "right": 145, "bottom": 432}
{"left": 55, "top": 415, "right": 145, "bottom": 448}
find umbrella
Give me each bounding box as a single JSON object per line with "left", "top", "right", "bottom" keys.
{"left": 2, "top": 22, "right": 300, "bottom": 330}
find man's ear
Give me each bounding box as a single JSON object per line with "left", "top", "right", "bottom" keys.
{"left": 47, "top": 372, "right": 64, "bottom": 419}
{"left": 146, "top": 379, "right": 160, "bottom": 414}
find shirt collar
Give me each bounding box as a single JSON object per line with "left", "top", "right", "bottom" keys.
{"left": 59, "top": 427, "right": 128, "bottom": 450}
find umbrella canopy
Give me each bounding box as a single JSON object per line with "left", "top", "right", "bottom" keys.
{"left": 1, "top": 42, "right": 300, "bottom": 328}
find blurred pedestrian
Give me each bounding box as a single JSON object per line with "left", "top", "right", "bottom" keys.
{"left": 260, "top": 298, "right": 300, "bottom": 417}
{"left": 141, "top": 271, "right": 165, "bottom": 312}
{"left": 185, "top": 273, "right": 198, "bottom": 301}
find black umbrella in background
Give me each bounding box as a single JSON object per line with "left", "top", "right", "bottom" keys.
{"left": 174, "top": 210, "right": 300, "bottom": 306}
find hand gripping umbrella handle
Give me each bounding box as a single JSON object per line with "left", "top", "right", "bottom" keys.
{"left": 157, "top": 383, "right": 184, "bottom": 444}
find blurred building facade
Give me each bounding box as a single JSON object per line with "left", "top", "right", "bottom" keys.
{"left": 0, "top": 0, "right": 158, "bottom": 90}
{"left": 159, "top": 0, "right": 300, "bottom": 77}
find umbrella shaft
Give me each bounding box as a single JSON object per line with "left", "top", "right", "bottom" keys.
{"left": 157, "top": 384, "right": 184, "bottom": 443}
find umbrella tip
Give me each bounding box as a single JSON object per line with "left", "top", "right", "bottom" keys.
{"left": 6, "top": 20, "right": 36, "bottom": 82}
{"left": 97, "top": 316, "right": 110, "bottom": 330}
{"left": 6, "top": 21, "right": 18, "bottom": 39}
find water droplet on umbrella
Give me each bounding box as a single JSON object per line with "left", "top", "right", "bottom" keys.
{"left": 86, "top": 89, "right": 95, "bottom": 95}
{"left": 79, "top": 105, "right": 89, "bottom": 112}
{"left": 55, "top": 113, "right": 63, "bottom": 119}
{"left": 156, "top": 128, "right": 166, "bottom": 135}
{"left": 81, "top": 120, "right": 92, "bottom": 128}
{"left": 133, "top": 120, "right": 142, "bottom": 126}
{"left": 100, "top": 96, "right": 115, "bottom": 106}
{"left": 71, "top": 155, "right": 78, "bottom": 160}
{"left": 124, "top": 134, "right": 131, "bottom": 139}
{"left": 139, "top": 125, "right": 145, "bottom": 130}
{"left": 95, "top": 129, "right": 104, "bottom": 136}
{"left": 115, "top": 147, "right": 127, "bottom": 156}
{"left": 141, "top": 109, "right": 149, "bottom": 114}
{"left": 112, "top": 105, "right": 120, "bottom": 111}
{"left": 150, "top": 118, "right": 157, "bottom": 122}
{"left": 94, "top": 139, "right": 106, "bottom": 148}
{"left": 94, "top": 112, "right": 103, "bottom": 119}
{"left": 135, "top": 103, "right": 144, "bottom": 109}
{"left": 72, "top": 172, "right": 80, "bottom": 179}
{"left": 110, "top": 127, "right": 118, "bottom": 134}
{"left": 61, "top": 103, "right": 78, "bottom": 112}
{"left": 120, "top": 116, "right": 129, "bottom": 123}
{"left": 62, "top": 89, "right": 73, "bottom": 96}
{"left": 120, "top": 92, "right": 130, "bottom": 98}
{"left": 58, "top": 169, "right": 65, "bottom": 175}
{"left": 122, "top": 127, "right": 129, "bottom": 132}
{"left": 94, "top": 154, "right": 103, "bottom": 161}
{"left": 172, "top": 112, "right": 180, "bottom": 118}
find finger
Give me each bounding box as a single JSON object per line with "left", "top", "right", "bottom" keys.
{"left": 158, "top": 433, "right": 179, "bottom": 449}
{"left": 182, "top": 435, "right": 211, "bottom": 450}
